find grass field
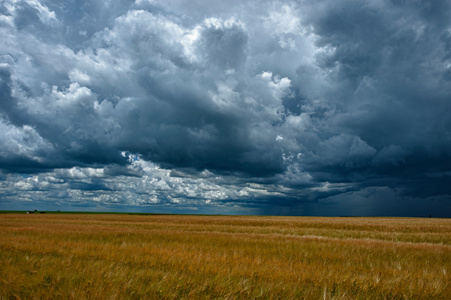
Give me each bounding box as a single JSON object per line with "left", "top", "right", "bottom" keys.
{"left": 0, "top": 214, "right": 450, "bottom": 299}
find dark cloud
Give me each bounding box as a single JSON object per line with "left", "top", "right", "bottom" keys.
{"left": 0, "top": 0, "right": 450, "bottom": 216}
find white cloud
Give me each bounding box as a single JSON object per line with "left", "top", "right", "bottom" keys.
{"left": 265, "top": 4, "right": 300, "bottom": 36}
{"left": 0, "top": 121, "right": 53, "bottom": 162}
{"left": 24, "top": 0, "right": 57, "bottom": 24}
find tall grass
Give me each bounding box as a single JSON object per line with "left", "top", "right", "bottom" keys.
{"left": 1, "top": 214, "right": 450, "bottom": 299}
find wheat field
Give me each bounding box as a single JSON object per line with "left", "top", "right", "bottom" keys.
{"left": 0, "top": 213, "right": 450, "bottom": 299}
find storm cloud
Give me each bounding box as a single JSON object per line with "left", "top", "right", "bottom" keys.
{"left": 1, "top": 0, "right": 450, "bottom": 216}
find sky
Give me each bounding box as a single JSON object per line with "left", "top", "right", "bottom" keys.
{"left": 1, "top": 0, "right": 450, "bottom": 217}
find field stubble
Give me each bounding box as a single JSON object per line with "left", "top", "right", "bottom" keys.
{"left": 0, "top": 214, "right": 450, "bottom": 299}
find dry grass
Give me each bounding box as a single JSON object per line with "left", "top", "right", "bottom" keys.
{"left": 0, "top": 214, "right": 450, "bottom": 299}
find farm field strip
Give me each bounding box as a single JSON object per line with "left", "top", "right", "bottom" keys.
{"left": 1, "top": 214, "right": 450, "bottom": 299}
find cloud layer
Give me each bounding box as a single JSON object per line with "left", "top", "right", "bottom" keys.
{"left": 1, "top": 0, "right": 450, "bottom": 216}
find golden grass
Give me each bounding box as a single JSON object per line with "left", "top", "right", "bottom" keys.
{"left": 1, "top": 214, "right": 450, "bottom": 299}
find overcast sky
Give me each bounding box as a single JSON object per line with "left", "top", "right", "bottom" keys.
{"left": 1, "top": 0, "right": 450, "bottom": 216}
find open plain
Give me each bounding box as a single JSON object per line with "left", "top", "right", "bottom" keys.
{"left": 0, "top": 213, "right": 450, "bottom": 299}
